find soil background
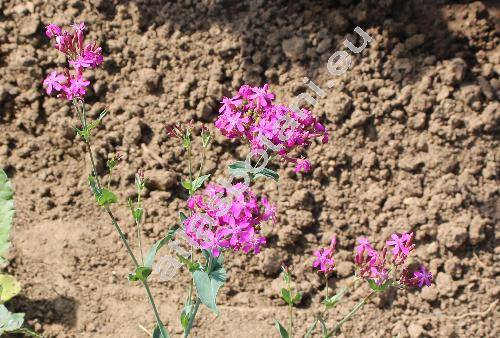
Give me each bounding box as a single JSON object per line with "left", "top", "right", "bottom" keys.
{"left": 0, "top": 0, "right": 499, "bottom": 337}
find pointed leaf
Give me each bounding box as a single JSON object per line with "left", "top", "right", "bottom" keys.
{"left": 193, "top": 269, "right": 226, "bottom": 315}
{"left": 191, "top": 174, "right": 211, "bottom": 192}
{"left": 0, "top": 274, "right": 21, "bottom": 303}
{"left": 318, "top": 316, "right": 329, "bottom": 337}
{"left": 323, "top": 287, "right": 347, "bottom": 309}
{"left": 293, "top": 291, "right": 302, "bottom": 304}
{"left": 273, "top": 319, "right": 290, "bottom": 338}
{"left": 280, "top": 288, "right": 292, "bottom": 305}
{"left": 152, "top": 323, "right": 170, "bottom": 338}
{"left": 0, "top": 304, "right": 24, "bottom": 335}
{"left": 368, "top": 279, "right": 392, "bottom": 292}
{"left": 145, "top": 226, "right": 178, "bottom": 268}
{"left": 0, "top": 170, "right": 14, "bottom": 261}
{"left": 304, "top": 318, "right": 319, "bottom": 338}
{"left": 128, "top": 266, "right": 152, "bottom": 282}
{"left": 97, "top": 189, "right": 117, "bottom": 206}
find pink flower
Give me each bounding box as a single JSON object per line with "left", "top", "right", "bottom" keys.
{"left": 183, "top": 183, "right": 274, "bottom": 256}
{"left": 355, "top": 237, "right": 373, "bottom": 255}
{"left": 69, "top": 73, "right": 90, "bottom": 97}
{"left": 215, "top": 84, "right": 328, "bottom": 173}
{"left": 72, "top": 22, "right": 86, "bottom": 47}
{"left": 45, "top": 24, "right": 61, "bottom": 38}
{"left": 43, "top": 71, "right": 66, "bottom": 95}
{"left": 83, "top": 42, "right": 104, "bottom": 68}
{"left": 413, "top": 266, "right": 433, "bottom": 287}
{"left": 69, "top": 56, "right": 93, "bottom": 70}
{"left": 313, "top": 248, "right": 335, "bottom": 274}
{"left": 294, "top": 158, "right": 312, "bottom": 173}
{"left": 248, "top": 84, "right": 275, "bottom": 108}
{"left": 219, "top": 96, "right": 243, "bottom": 114}
{"left": 386, "top": 233, "right": 411, "bottom": 256}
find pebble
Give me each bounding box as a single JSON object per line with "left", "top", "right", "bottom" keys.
{"left": 282, "top": 36, "right": 307, "bottom": 61}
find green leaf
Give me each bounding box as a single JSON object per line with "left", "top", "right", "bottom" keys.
{"left": 280, "top": 288, "right": 292, "bottom": 305}
{"left": 88, "top": 176, "right": 117, "bottom": 206}
{"left": 0, "top": 169, "right": 14, "bottom": 262}
{"left": 176, "top": 254, "right": 202, "bottom": 273}
{"left": 181, "top": 180, "right": 192, "bottom": 191}
{"left": 273, "top": 319, "right": 290, "bottom": 338}
{"left": 368, "top": 279, "right": 392, "bottom": 292}
{"left": 323, "top": 287, "right": 347, "bottom": 309}
{"left": 318, "top": 317, "right": 329, "bottom": 337}
{"left": 152, "top": 323, "right": 170, "bottom": 338}
{"left": 228, "top": 161, "right": 279, "bottom": 182}
{"left": 97, "top": 189, "right": 117, "bottom": 206}
{"left": 0, "top": 304, "right": 24, "bottom": 335}
{"left": 191, "top": 174, "right": 211, "bottom": 192}
{"left": 304, "top": 318, "right": 319, "bottom": 338}
{"left": 179, "top": 212, "right": 188, "bottom": 223}
{"left": 180, "top": 304, "right": 194, "bottom": 330}
{"left": 293, "top": 291, "right": 302, "bottom": 304}
{"left": 145, "top": 226, "right": 179, "bottom": 268}
{"left": 193, "top": 268, "right": 226, "bottom": 315}
{"left": 0, "top": 275, "right": 21, "bottom": 303}
{"left": 128, "top": 266, "right": 152, "bottom": 282}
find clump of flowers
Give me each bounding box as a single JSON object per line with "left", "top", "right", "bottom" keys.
{"left": 184, "top": 183, "right": 276, "bottom": 256}
{"left": 215, "top": 84, "right": 328, "bottom": 173}
{"left": 43, "top": 22, "right": 103, "bottom": 100}
{"left": 355, "top": 232, "right": 433, "bottom": 288}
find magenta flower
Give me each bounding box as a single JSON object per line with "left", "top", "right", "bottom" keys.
{"left": 45, "top": 24, "right": 61, "bottom": 38}
{"left": 414, "top": 266, "right": 433, "bottom": 287}
{"left": 294, "top": 158, "right": 312, "bottom": 173}
{"left": 386, "top": 233, "right": 411, "bottom": 256}
{"left": 69, "top": 73, "right": 90, "bottom": 97}
{"left": 215, "top": 84, "right": 328, "bottom": 172}
{"left": 219, "top": 96, "right": 243, "bottom": 114}
{"left": 69, "top": 56, "right": 93, "bottom": 70}
{"left": 248, "top": 84, "right": 275, "bottom": 108}
{"left": 184, "top": 183, "right": 275, "bottom": 256}
{"left": 43, "top": 71, "right": 66, "bottom": 95}
{"left": 313, "top": 248, "right": 335, "bottom": 274}
{"left": 355, "top": 237, "right": 373, "bottom": 255}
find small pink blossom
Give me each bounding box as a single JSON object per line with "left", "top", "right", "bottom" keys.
{"left": 69, "top": 73, "right": 90, "bottom": 97}
{"left": 414, "top": 266, "right": 433, "bottom": 287}
{"left": 43, "top": 71, "right": 66, "bottom": 95}
{"left": 294, "top": 158, "right": 312, "bottom": 173}
{"left": 45, "top": 24, "right": 61, "bottom": 38}
{"left": 386, "top": 233, "right": 411, "bottom": 256}
{"left": 313, "top": 247, "right": 335, "bottom": 274}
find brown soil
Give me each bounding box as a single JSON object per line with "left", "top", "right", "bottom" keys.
{"left": 1, "top": 0, "right": 499, "bottom": 337}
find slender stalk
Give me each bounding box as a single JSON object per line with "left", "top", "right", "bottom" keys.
{"left": 184, "top": 298, "right": 201, "bottom": 338}
{"left": 143, "top": 280, "right": 169, "bottom": 338}
{"left": 136, "top": 190, "right": 144, "bottom": 265}
{"left": 76, "top": 100, "right": 168, "bottom": 338}
{"left": 325, "top": 275, "right": 329, "bottom": 300}
{"left": 328, "top": 291, "right": 375, "bottom": 336}
{"left": 286, "top": 276, "right": 293, "bottom": 337}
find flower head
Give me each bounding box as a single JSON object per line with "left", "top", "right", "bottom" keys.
{"left": 45, "top": 24, "right": 61, "bottom": 38}
{"left": 313, "top": 248, "right": 335, "bottom": 274}
{"left": 413, "top": 266, "right": 433, "bottom": 287}
{"left": 183, "top": 183, "right": 275, "bottom": 256}
{"left": 43, "top": 71, "right": 66, "bottom": 95}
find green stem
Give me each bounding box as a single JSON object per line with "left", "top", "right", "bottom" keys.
{"left": 328, "top": 291, "right": 375, "bottom": 336}
{"left": 76, "top": 100, "right": 169, "bottom": 337}
{"left": 183, "top": 298, "right": 201, "bottom": 338}
{"left": 143, "top": 280, "right": 169, "bottom": 338}
{"left": 287, "top": 277, "right": 293, "bottom": 337}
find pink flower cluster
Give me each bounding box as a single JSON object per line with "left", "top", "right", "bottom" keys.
{"left": 184, "top": 183, "right": 276, "bottom": 256}
{"left": 355, "top": 232, "right": 432, "bottom": 288}
{"left": 313, "top": 236, "right": 337, "bottom": 274}
{"left": 43, "top": 22, "right": 103, "bottom": 100}
{"left": 215, "top": 84, "right": 329, "bottom": 173}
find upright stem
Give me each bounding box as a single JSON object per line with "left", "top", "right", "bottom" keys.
{"left": 76, "top": 100, "right": 168, "bottom": 338}
{"left": 184, "top": 298, "right": 201, "bottom": 338}
{"left": 287, "top": 277, "right": 293, "bottom": 337}
{"left": 143, "top": 280, "right": 169, "bottom": 338}
{"left": 325, "top": 275, "right": 329, "bottom": 300}
{"left": 328, "top": 291, "right": 375, "bottom": 336}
